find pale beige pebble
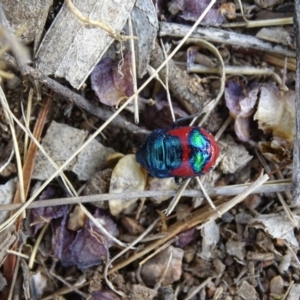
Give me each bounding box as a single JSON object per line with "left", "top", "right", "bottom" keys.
{"left": 141, "top": 246, "right": 184, "bottom": 286}
{"left": 226, "top": 240, "right": 246, "bottom": 261}
{"left": 129, "top": 284, "right": 157, "bottom": 300}
{"left": 270, "top": 275, "right": 284, "bottom": 295}
{"left": 237, "top": 281, "right": 258, "bottom": 300}
{"left": 286, "top": 283, "right": 300, "bottom": 300}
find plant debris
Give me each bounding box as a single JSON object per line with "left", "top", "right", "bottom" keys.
{"left": 0, "top": 0, "right": 298, "bottom": 298}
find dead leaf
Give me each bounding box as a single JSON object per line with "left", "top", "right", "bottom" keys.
{"left": 218, "top": 135, "right": 253, "bottom": 174}
{"left": 35, "top": 0, "right": 135, "bottom": 89}
{"left": 0, "top": 179, "right": 16, "bottom": 224}
{"left": 254, "top": 84, "right": 295, "bottom": 142}
{"left": 131, "top": 0, "right": 158, "bottom": 78}
{"left": 1, "top": 0, "right": 53, "bottom": 53}
{"left": 250, "top": 213, "right": 299, "bottom": 247}
{"left": 33, "top": 121, "right": 115, "bottom": 181}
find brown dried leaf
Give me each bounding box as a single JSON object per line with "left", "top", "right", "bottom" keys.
{"left": 225, "top": 81, "right": 259, "bottom": 141}
{"left": 218, "top": 135, "right": 253, "bottom": 174}
{"left": 254, "top": 84, "right": 295, "bottom": 142}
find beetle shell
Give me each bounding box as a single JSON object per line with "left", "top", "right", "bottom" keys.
{"left": 136, "top": 126, "right": 220, "bottom": 178}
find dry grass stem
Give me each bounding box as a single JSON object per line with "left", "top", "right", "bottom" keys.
{"left": 0, "top": 179, "right": 291, "bottom": 211}
{"left": 184, "top": 277, "right": 213, "bottom": 300}
{"left": 108, "top": 174, "right": 269, "bottom": 275}
{"left": 222, "top": 17, "right": 293, "bottom": 28}
{"left": 189, "top": 65, "right": 285, "bottom": 88}
{"left": 127, "top": 16, "right": 139, "bottom": 123}
{"left": 160, "top": 39, "right": 175, "bottom": 122}
{"left": 65, "top": 0, "right": 136, "bottom": 42}
{"left": 104, "top": 218, "right": 160, "bottom": 297}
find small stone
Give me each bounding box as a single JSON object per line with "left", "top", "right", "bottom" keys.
{"left": 157, "top": 286, "right": 174, "bottom": 300}
{"left": 221, "top": 212, "right": 234, "bottom": 223}
{"left": 244, "top": 195, "right": 261, "bottom": 210}
{"left": 226, "top": 240, "right": 246, "bottom": 261}
{"left": 120, "top": 216, "right": 145, "bottom": 235}
{"left": 235, "top": 212, "right": 253, "bottom": 224}
{"left": 183, "top": 247, "right": 196, "bottom": 263}
{"left": 237, "top": 281, "right": 258, "bottom": 300}
{"left": 129, "top": 284, "right": 157, "bottom": 300}
{"left": 141, "top": 246, "right": 184, "bottom": 287}
{"left": 270, "top": 275, "right": 284, "bottom": 295}
{"left": 213, "top": 258, "right": 226, "bottom": 276}
{"left": 287, "top": 283, "right": 300, "bottom": 300}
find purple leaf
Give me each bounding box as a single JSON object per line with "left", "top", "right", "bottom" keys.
{"left": 69, "top": 222, "right": 109, "bottom": 269}
{"left": 31, "top": 187, "right": 67, "bottom": 234}
{"left": 51, "top": 207, "right": 75, "bottom": 267}
{"left": 113, "top": 52, "right": 134, "bottom": 97}
{"left": 176, "top": 227, "right": 197, "bottom": 248}
{"left": 91, "top": 52, "right": 134, "bottom": 107}
{"left": 91, "top": 289, "right": 121, "bottom": 300}
{"left": 91, "top": 58, "right": 124, "bottom": 106}
{"left": 225, "top": 81, "right": 259, "bottom": 141}
{"left": 171, "top": 0, "right": 224, "bottom": 26}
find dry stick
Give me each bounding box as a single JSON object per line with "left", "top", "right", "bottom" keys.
{"left": 293, "top": 2, "right": 300, "bottom": 205}
{"left": 282, "top": 281, "right": 294, "bottom": 300}
{"left": 0, "top": 179, "right": 291, "bottom": 211}
{"left": 8, "top": 96, "right": 78, "bottom": 199}
{"left": 184, "top": 277, "right": 213, "bottom": 300}
{"left": 49, "top": 261, "right": 88, "bottom": 299}
{"left": 23, "top": 88, "right": 33, "bottom": 160}
{"left": 108, "top": 175, "right": 269, "bottom": 275}
{"left": 2, "top": 53, "right": 149, "bottom": 135}
{"left": 189, "top": 65, "right": 284, "bottom": 87}
{"left": 104, "top": 218, "right": 160, "bottom": 298}
{"left": 264, "top": 54, "right": 296, "bottom": 72}
{"left": 150, "top": 41, "right": 205, "bottom": 114}
{"left": 198, "top": 174, "right": 269, "bottom": 228}
{"left": 0, "top": 86, "right": 25, "bottom": 209}
{"left": 222, "top": 17, "right": 293, "bottom": 28}
{"left": 159, "top": 22, "right": 295, "bottom": 58}
{"left": 257, "top": 150, "right": 298, "bottom": 228}
{"left": 14, "top": 97, "right": 51, "bottom": 215}
{"left": 2, "top": 97, "right": 51, "bottom": 292}
{"left": 0, "top": 0, "right": 218, "bottom": 233}
{"left": 160, "top": 39, "right": 175, "bottom": 123}
{"left": 154, "top": 251, "right": 173, "bottom": 291}
{"left": 139, "top": 238, "right": 176, "bottom": 266}
{"left": 28, "top": 223, "right": 49, "bottom": 269}
{"left": 127, "top": 16, "right": 139, "bottom": 124}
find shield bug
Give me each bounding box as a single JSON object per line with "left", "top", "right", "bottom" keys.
{"left": 136, "top": 126, "right": 219, "bottom": 179}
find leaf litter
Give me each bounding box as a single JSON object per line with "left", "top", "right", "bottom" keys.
{"left": 0, "top": 0, "right": 297, "bottom": 298}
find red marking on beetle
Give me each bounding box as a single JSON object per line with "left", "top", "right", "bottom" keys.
{"left": 168, "top": 127, "right": 197, "bottom": 177}
{"left": 201, "top": 128, "right": 220, "bottom": 173}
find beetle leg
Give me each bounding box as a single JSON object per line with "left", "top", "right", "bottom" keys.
{"left": 173, "top": 114, "right": 201, "bottom": 128}
{"left": 175, "top": 177, "right": 185, "bottom": 185}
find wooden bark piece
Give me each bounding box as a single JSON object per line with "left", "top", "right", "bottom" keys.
{"left": 35, "top": 0, "right": 135, "bottom": 89}
{"left": 293, "top": 2, "right": 300, "bottom": 205}
{"left": 1, "top": 0, "right": 53, "bottom": 53}
{"left": 131, "top": 0, "right": 158, "bottom": 78}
